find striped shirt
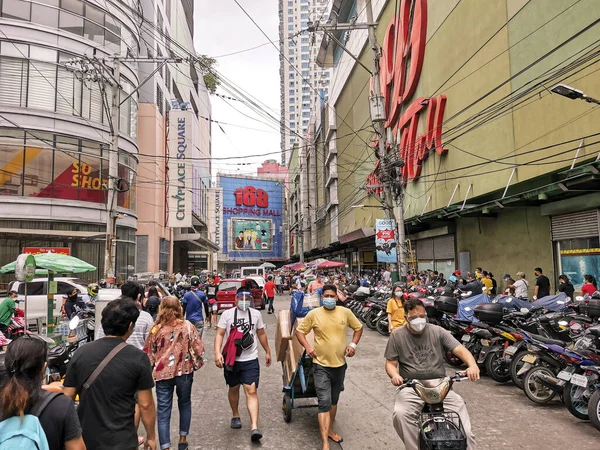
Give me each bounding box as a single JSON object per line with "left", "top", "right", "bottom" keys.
{"left": 97, "top": 310, "right": 154, "bottom": 350}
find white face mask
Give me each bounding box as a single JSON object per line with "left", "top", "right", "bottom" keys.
{"left": 409, "top": 317, "right": 427, "bottom": 333}
{"left": 237, "top": 300, "right": 251, "bottom": 311}
{"left": 394, "top": 291, "right": 403, "bottom": 298}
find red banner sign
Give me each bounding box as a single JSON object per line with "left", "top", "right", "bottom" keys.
{"left": 23, "top": 247, "right": 71, "bottom": 256}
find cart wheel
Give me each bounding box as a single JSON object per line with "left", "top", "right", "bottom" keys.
{"left": 282, "top": 394, "right": 292, "bottom": 423}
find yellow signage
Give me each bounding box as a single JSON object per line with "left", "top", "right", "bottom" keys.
{"left": 560, "top": 248, "right": 600, "bottom": 255}
{"left": 71, "top": 161, "right": 107, "bottom": 190}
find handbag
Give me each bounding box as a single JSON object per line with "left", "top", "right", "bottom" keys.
{"left": 185, "top": 321, "right": 204, "bottom": 371}
{"left": 233, "top": 308, "right": 254, "bottom": 351}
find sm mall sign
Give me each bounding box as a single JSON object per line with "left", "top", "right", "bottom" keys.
{"left": 368, "top": 0, "right": 447, "bottom": 186}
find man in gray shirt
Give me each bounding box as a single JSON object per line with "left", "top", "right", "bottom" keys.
{"left": 384, "top": 298, "right": 480, "bottom": 450}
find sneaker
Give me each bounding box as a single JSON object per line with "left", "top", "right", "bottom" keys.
{"left": 231, "top": 417, "right": 242, "bottom": 429}
{"left": 251, "top": 429, "right": 263, "bottom": 442}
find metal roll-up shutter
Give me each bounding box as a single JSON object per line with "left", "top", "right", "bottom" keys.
{"left": 551, "top": 210, "right": 599, "bottom": 241}
{"left": 433, "top": 235, "right": 455, "bottom": 260}
{"left": 416, "top": 239, "right": 434, "bottom": 260}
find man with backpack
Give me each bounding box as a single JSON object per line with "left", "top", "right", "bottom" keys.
{"left": 63, "top": 297, "right": 157, "bottom": 450}
{"left": 183, "top": 278, "right": 209, "bottom": 337}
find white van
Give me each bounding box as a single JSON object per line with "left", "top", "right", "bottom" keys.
{"left": 8, "top": 277, "right": 89, "bottom": 321}
{"left": 241, "top": 266, "right": 266, "bottom": 278}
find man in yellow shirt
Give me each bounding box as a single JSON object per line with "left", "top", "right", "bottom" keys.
{"left": 296, "top": 284, "right": 363, "bottom": 450}
{"left": 386, "top": 286, "right": 406, "bottom": 332}
{"left": 481, "top": 271, "right": 493, "bottom": 296}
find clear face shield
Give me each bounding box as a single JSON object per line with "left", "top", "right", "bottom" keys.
{"left": 236, "top": 291, "right": 253, "bottom": 311}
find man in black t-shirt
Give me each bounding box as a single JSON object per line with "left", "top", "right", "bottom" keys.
{"left": 534, "top": 267, "right": 551, "bottom": 300}
{"left": 64, "top": 298, "right": 156, "bottom": 450}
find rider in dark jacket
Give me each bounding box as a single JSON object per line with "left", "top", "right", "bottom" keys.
{"left": 459, "top": 274, "right": 483, "bottom": 295}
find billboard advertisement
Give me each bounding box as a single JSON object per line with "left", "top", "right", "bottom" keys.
{"left": 560, "top": 248, "right": 600, "bottom": 291}
{"left": 167, "top": 110, "right": 193, "bottom": 228}
{"left": 375, "top": 219, "right": 398, "bottom": 263}
{"left": 219, "top": 175, "right": 284, "bottom": 261}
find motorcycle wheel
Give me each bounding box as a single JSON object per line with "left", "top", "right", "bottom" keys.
{"left": 485, "top": 351, "right": 511, "bottom": 383}
{"left": 375, "top": 317, "right": 389, "bottom": 336}
{"left": 365, "top": 312, "right": 379, "bottom": 330}
{"left": 588, "top": 389, "right": 600, "bottom": 432}
{"left": 564, "top": 380, "right": 590, "bottom": 421}
{"left": 523, "top": 366, "right": 558, "bottom": 405}
{"left": 509, "top": 351, "right": 532, "bottom": 390}
{"left": 444, "top": 350, "right": 464, "bottom": 367}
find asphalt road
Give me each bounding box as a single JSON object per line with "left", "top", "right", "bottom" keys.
{"left": 162, "top": 294, "right": 599, "bottom": 449}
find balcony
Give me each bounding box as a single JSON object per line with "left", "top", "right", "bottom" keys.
{"left": 315, "top": 206, "right": 327, "bottom": 224}
{"left": 326, "top": 168, "right": 338, "bottom": 187}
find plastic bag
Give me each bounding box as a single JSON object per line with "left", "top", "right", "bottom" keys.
{"left": 290, "top": 290, "right": 322, "bottom": 325}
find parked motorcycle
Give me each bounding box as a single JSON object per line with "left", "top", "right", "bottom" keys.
{"left": 46, "top": 315, "right": 85, "bottom": 384}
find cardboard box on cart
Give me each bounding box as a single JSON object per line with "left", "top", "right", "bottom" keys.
{"left": 283, "top": 317, "right": 315, "bottom": 385}
{"left": 275, "top": 309, "right": 293, "bottom": 362}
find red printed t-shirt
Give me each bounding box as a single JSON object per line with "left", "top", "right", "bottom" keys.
{"left": 264, "top": 281, "right": 276, "bottom": 297}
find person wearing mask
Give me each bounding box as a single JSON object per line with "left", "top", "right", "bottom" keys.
{"left": 459, "top": 274, "right": 483, "bottom": 295}
{"left": 508, "top": 272, "right": 529, "bottom": 300}
{"left": 182, "top": 279, "right": 208, "bottom": 338}
{"left": 296, "top": 273, "right": 307, "bottom": 292}
{"left": 481, "top": 271, "right": 493, "bottom": 296}
{"left": 295, "top": 284, "right": 363, "bottom": 450}
{"left": 0, "top": 290, "right": 20, "bottom": 337}
{"left": 274, "top": 274, "right": 283, "bottom": 295}
{"left": 0, "top": 337, "right": 85, "bottom": 450}
{"left": 533, "top": 267, "right": 550, "bottom": 300}
{"left": 204, "top": 276, "right": 218, "bottom": 329}
{"left": 214, "top": 288, "right": 271, "bottom": 442}
{"left": 144, "top": 296, "right": 205, "bottom": 450}
{"left": 262, "top": 275, "right": 276, "bottom": 315}
{"left": 557, "top": 274, "right": 575, "bottom": 299}
{"left": 502, "top": 274, "right": 515, "bottom": 295}
{"left": 384, "top": 298, "right": 479, "bottom": 450}
{"left": 581, "top": 274, "right": 598, "bottom": 296}
{"left": 63, "top": 298, "right": 157, "bottom": 450}
{"left": 308, "top": 274, "right": 325, "bottom": 294}
{"left": 62, "top": 288, "right": 86, "bottom": 319}
{"left": 386, "top": 286, "right": 406, "bottom": 333}
{"left": 144, "top": 287, "right": 161, "bottom": 321}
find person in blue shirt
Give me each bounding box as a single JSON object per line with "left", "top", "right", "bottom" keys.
{"left": 182, "top": 278, "right": 209, "bottom": 338}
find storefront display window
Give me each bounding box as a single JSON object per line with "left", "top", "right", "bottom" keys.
{"left": 558, "top": 237, "right": 600, "bottom": 290}
{"left": 0, "top": 129, "right": 25, "bottom": 196}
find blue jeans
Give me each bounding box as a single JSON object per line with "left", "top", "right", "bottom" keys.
{"left": 156, "top": 373, "right": 194, "bottom": 450}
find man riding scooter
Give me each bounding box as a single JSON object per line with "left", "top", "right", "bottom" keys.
{"left": 384, "top": 298, "right": 480, "bottom": 450}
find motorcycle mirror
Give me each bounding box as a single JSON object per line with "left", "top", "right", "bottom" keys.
{"left": 575, "top": 296, "right": 584, "bottom": 301}
{"left": 557, "top": 320, "right": 569, "bottom": 327}
{"left": 39, "top": 335, "right": 56, "bottom": 346}
{"left": 69, "top": 316, "right": 80, "bottom": 330}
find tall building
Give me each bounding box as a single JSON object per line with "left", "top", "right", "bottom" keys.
{"left": 278, "top": 0, "right": 331, "bottom": 164}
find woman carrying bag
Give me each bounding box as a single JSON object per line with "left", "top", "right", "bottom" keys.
{"left": 144, "top": 296, "right": 205, "bottom": 450}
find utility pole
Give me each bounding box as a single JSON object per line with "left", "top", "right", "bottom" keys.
{"left": 104, "top": 59, "right": 120, "bottom": 283}
{"left": 309, "top": 1, "right": 407, "bottom": 282}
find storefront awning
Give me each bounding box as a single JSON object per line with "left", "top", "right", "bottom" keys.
{"left": 338, "top": 227, "right": 375, "bottom": 244}
{"left": 173, "top": 229, "right": 220, "bottom": 252}
{"left": 0, "top": 228, "right": 104, "bottom": 240}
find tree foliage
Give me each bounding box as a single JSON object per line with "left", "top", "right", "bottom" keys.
{"left": 197, "top": 54, "right": 220, "bottom": 94}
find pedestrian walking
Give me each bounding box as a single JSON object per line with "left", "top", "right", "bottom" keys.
{"left": 144, "top": 287, "right": 161, "bottom": 321}
{"left": 533, "top": 267, "right": 550, "bottom": 300}
{"left": 502, "top": 274, "right": 515, "bottom": 295}
{"left": 214, "top": 287, "right": 272, "bottom": 442}
{"left": 508, "top": 272, "right": 529, "bottom": 300}
{"left": 481, "top": 271, "right": 493, "bottom": 295}
{"left": 263, "top": 275, "right": 276, "bottom": 314}
{"left": 144, "top": 296, "right": 205, "bottom": 450}
{"left": 308, "top": 273, "right": 325, "bottom": 294}
{"left": 182, "top": 278, "right": 208, "bottom": 338}
{"left": 204, "top": 276, "right": 219, "bottom": 329}
{"left": 0, "top": 336, "right": 85, "bottom": 450}
{"left": 275, "top": 274, "right": 283, "bottom": 294}
{"left": 295, "top": 284, "right": 363, "bottom": 450}
{"left": 63, "top": 297, "right": 157, "bottom": 450}
{"left": 558, "top": 274, "right": 575, "bottom": 299}
{"left": 386, "top": 285, "right": 406, "bottom": 333}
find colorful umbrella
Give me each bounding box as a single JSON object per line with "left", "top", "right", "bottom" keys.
{"left": 0, "top": 253, "right": 96, "bottom": 274}
{"left": 283, "top": 262, "right": 306, "bottom": 271}
{"left": 316, "top": 260, "right": 346, "bottom": 269}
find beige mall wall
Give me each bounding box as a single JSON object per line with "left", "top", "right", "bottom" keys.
{"left": 455, "top": 207, "right": 554, "bottom": 295}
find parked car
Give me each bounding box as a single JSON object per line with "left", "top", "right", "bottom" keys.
{"left": 216, "top": 278, "right": 265, "bottom": 311}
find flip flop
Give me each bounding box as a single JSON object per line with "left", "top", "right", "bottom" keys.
{"left": 328, "top": 434, "right": 343, "bottom": 443}
{"left": 137, "top": 436, "right": 145, "bottom": 447}
{"left": 251, "top": 429, "right": 263, "bottom": 442}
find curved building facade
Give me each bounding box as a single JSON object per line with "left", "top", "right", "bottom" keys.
{"left": 0, "top": 0, "right": 142, "bottom": 282}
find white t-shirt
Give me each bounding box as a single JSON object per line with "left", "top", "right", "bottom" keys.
{"left": 218, "top": 307, "right": 265, "bottom": 362}
{"left": 514, "top": 279, "right": 529, "bottom": 299}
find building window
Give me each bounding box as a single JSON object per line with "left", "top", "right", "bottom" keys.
{"left": 288, "top": 16, "right": 293, "bottom": 22}
{"left": 156, "top": 84, "right": 163, "bottom": 115}
{"left": 159, "top": 238, "right": 170, "bottom": 271}
{"left": 302, "top": 95, "right": 310, "bottom": 102}
{"left": 288, "top": 24, "right": 293, "bottom": 31}
{"left": 301, "top": 62, "right": 309, "bottom": 69}
{"left": 288, "top": 89, "right": 295, "bottom": 96}
{"left": 2, "top": 0, "right": 32, "bottom": 21}
{"left": 289, "top": 106, "right": 295, "bottom": 111}
{"left": 289, "top": 98, "right": 295, "bottom": 104}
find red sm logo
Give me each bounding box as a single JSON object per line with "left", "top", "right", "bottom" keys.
{"left": 371, "top": 0, "right": 447, "bottom": 182}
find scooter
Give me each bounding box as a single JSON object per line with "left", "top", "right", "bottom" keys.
{"left": 46, "top": 315, "right": 85, "bottom": 383}
{"left": 398, "top": 372, "right": 470, "bottom": 450}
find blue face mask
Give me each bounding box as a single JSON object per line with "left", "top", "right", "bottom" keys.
{"left": 323, "top": 298, "right": 337, "bottom": 309}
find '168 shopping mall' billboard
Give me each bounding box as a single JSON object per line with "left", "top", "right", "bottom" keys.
{"left": 216, "top": 176, "right": 285, "bottom": 261}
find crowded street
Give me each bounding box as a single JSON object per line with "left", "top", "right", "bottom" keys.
{"left": 164, "top": 294, "right": 599, "bottom": 450}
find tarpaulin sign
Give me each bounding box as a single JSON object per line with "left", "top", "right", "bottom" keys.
{"left": 375, "top": 219, "right": 397, "bottom": 263}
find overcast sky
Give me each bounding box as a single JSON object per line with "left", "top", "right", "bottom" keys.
{"left": 194, "top": 0, "right": 281, "bottom": 179}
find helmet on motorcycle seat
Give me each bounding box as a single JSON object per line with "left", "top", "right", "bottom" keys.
{"left": 98, "top": 279, "right": 107, "bottom": 288}
{"left": 87, "top": 283, "right": 99, "bottom": 297}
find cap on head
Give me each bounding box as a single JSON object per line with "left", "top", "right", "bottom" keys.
{"left": 453, "top": 270, "right": 461, "bottom": 276}
{"left": 502, "top": 273, "right": 511, "bottom": 279}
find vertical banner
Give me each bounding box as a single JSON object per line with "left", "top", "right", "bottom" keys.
{"left": 214, "top": 188, "right": 222, "bottom": 249}
{"left": 375, "top": 219, "right": 398, "bottom": 263}
{"left": 167, "top": 110, "right": 193, "bottom": 228}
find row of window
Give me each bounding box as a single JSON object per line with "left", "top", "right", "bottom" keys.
{"left": 0, "top": 0, "right": 138, "bottom": 56}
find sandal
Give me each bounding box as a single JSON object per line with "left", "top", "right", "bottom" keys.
{"left": 137, "top": 436, "right": 145, "bottom": 447}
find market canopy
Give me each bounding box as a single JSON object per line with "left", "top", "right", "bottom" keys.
{"left": 259, "top": 262, "right": 277, "bottom": 269}
{"left": 0, "top": 253, "right": 96, "bottom": 274}
{"left": 283, "top": 262, "right": 306, "bottom": 271}
{"left": 315, "top": 260, "right": 345, "bottom": 269}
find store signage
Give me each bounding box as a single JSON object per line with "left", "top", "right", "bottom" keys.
{"left": 224, "top": 185, "right": 280, "bottom": 216}
{"left": 15, "top": 253, "right": 36, "bottom": 282}
{"left": 214, "top": 189, "right": 222, "bottom": 248}
{"left": 23, "top": 247, "right": 70, "bottom": 256}
{"left": 369, "top": 0, "right": 448, "bottom": 183}
{"left": 167, "top": 110, "right": 193, "bottom": 228}
{"left": 375, "top": 219, "right": 398, "bottom": 263}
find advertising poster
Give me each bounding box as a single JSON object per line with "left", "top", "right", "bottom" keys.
{"left": 560, "top": 248, "right": 600, "bottom": 290}
{"left": 167, "top": 110, "right": 193, "bottom": 228}
{"left": 375, "top": 219, "right": 398, "bottom": 263}
{"left": 231, "top": 219, "right": 272, "bottom": 251}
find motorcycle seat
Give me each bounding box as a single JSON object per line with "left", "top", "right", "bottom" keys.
{"left": 454, "top": 319, "right": 472, "bottom": 325}
{"left": 528, "top": 333, "right": 566, "bottom": 347}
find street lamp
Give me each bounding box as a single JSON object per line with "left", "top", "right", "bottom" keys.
{"left": 551, "top": 84, "right": 600, "bottom": 105}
